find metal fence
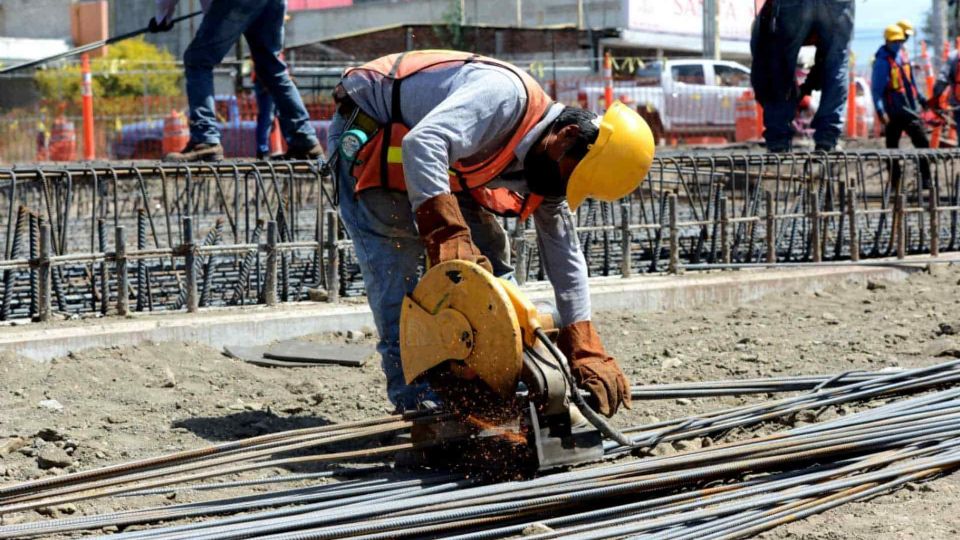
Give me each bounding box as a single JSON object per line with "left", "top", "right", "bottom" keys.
{"left": 0, "top": 64, "right": 340, "bottom": 164}
{"left": 0, "top": 54, "right": 884, "bottom": 165}
{"left": 0, "top": 148, "right": 952, "bottom": 323}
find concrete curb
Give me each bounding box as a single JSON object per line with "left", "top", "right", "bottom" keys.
{"left": 0, "top": 263, "right": 927, "bottom": 362}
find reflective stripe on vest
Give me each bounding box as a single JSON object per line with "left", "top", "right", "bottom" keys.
{"left": 344, "top": 50, "right": 554, "bottom": 219}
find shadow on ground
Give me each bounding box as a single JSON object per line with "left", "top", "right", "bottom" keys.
{"left": 172, "top": 410, "right": 336, "bottom": 441}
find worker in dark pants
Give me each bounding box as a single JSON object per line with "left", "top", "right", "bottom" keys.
{"left": 750, "top": 0, "right": 855, "bottom": 152}
{"left": 871, "top": 24, "right": 931, "bottom": 190}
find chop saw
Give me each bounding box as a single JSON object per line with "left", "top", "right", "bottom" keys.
{"left": 399, "top": 260, "right": 631, "bottom": 475}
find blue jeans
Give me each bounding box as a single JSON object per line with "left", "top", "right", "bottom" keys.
{"left": 751, "top": 0, "right": 855, "bottom": 151}
{"left": 332, "top": 116, "right": 513, "bottom": 410}
{"left": 183, "top": 0, "right": 317, "bottom": 148}
{"left": 254, "top": 78, "right": 275, "bottom": 155}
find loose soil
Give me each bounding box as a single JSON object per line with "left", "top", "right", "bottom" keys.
{"left": 3, "top": 265, "right": 960, "bottom": 538}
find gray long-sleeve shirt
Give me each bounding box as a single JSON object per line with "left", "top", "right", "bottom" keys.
{"left": 934, "top": 51, "right": 960, "bottom": 107}
{"left": 329, "top": 61, "right": 591, "bottom": 325}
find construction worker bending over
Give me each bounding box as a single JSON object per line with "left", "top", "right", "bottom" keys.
{"left": 150, "top": 0, "right": 321, "bottom": 162}
{"left": 871, "top": 24, "right": 932, "bottom": 188}
{"left": 750, "top": 0, "right": 855, "bottom": 152}
{"left": 328, "top": 51, "right": 654, "bottom": 415}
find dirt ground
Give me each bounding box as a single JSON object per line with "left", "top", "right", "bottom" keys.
{"left": 4, "top": 265, "right": 960, "bottom": 538}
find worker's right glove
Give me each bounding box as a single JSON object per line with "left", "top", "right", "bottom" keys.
{"left": 558, "top": 320, "right": 632, "bottom": 417}
{"left": 148, "top": 16, "right": 174, "bottom": 33}
{"left": 414, "top": 193, "right": 493, "bottom": 273}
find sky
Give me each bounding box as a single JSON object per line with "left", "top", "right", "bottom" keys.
{"left": 852, "top": 0, "right": 932, "bottom": 69}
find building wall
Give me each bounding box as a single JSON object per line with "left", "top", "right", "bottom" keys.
{"left": 305, "top": 25, "right": 590, "bottom": 62}
{"left": 0, "top": 0, "right": 75, "bottom": 40}
{"left": 287, "top": 0, "right": 624, "bottom": 48}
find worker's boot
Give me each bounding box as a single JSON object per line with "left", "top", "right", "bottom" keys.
{"left": 276, "top": 142, "right": 324, "bottom": 161}
{"left": 164, "top": 141, "right": 224, "bottom": 163}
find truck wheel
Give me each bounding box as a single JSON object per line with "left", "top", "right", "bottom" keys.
{"left": 636, "top": 107, "right": 664, "bottom": 146}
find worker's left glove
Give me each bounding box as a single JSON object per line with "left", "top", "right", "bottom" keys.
{"left": 414, "top": 193, "right": 493, "bottom": 273}
{"left": 558, "top": 320, "right": 632, "bottom": 417}
{"left": 150, "top": 0, "right": 178, "bottom": 32}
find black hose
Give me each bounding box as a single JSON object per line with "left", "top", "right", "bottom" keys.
{"left": 0, "top": 11, "right": 204, "bottom": 74}
{"left": 533, "top": 328, "right": 636, "bottom": 448}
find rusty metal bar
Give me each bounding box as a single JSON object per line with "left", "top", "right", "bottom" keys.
{"left": 183, "top": 217, "right": 198, "bottom": 313}
{"left": 264, "top": 221, "right": 278, "bottom": 307}
{"left": 621, "top": 205, "right": 632, "bottom": 277}
{"left": 115, "top": 226, "right": 129, "bottom": 317}
{"left": 37, "top": 223, "right": 51, "bottom": 322}
{"left": 668, "top": 193, "right": 681, "bottom": 274}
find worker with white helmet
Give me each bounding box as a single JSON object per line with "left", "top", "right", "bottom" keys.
{"left": 328, "top": 50, "right": 654, "bottom": 415}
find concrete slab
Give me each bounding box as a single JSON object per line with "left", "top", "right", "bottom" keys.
{"left": 1, "top": 257, "right": 946, "bottom": 362}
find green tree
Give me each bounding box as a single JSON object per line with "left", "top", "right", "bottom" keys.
{"left": 34, "top": 37, "right": 182, "bottom": 102}
{"left": 434, "top": 0, "right": 466, "bottom": 51}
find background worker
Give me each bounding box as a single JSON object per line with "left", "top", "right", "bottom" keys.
{"left": 871, "top": 24, "right": 932, "bottom": 188}
{"left": 328, "top": 50, "right": 654, "bottom": 416}
{"left": 150, "top": 0, "right": 321, "bottom": 162}
{"left": 932, "top": 43, "right": 960, "bottom": 138}
{"left": 750, "top": 0, "right": 855, "bottom": 152}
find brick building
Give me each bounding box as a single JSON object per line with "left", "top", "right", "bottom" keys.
{"left": 288, "top": 24, "right": 597, "bottom": 63}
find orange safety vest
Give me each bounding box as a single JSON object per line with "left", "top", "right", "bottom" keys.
{"left": 344, "top": 50, "right": 554, "bottom": 220}
{"left": 886, "top": 56, "right": 918, "bottom": 104}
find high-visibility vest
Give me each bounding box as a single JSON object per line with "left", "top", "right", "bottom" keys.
{"left": 344, "top": 50, "right": 554, "bottom": 219}
{"left": 886, "top": 55, "right": 918, "bottom": 105}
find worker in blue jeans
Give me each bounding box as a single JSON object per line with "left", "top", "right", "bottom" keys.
{"left": 151, "top": 0, "right": 321, "bottom": 162}
{"left": 750, "top": 0, "right": 855, "bottom": 152}
{"left": 872, "top": 24, "right": 931, "bottom": 190}
{"left": 254, "top": 76, "right": 276, "bottom": 159}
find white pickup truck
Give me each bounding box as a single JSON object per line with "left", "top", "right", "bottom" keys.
{"left": 571, "top": 58, "right": 752, "bottom": 143}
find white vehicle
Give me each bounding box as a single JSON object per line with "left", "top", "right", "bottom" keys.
{"left": 805, "top": 76, "right": 876, "bottom": 137}
{"left": 572, "top": 58, "right": 752, "bottom": 143}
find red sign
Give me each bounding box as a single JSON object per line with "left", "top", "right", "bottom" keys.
{"left": 287, "top": 0, "right": 353, "bottom": 11}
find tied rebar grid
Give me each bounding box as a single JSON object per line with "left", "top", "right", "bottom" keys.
{"left": 0, "top": 149, "right": 955, "bottom": 322}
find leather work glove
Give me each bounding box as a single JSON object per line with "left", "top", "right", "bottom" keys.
{"left": 151, "top": 0, "right": 178, "bottom": 32}
{"left": 414, "top": 193, "right": 493, "bottom": 273}
{"left": 558, "top": 320, "right": 632, "bottom": 417}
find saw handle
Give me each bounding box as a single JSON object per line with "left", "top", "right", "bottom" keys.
{"left": 534, "top": 327, "right": 636, "bottom": 448}
{"left": 498, "top": 277, "right": 547, "bottom": 347}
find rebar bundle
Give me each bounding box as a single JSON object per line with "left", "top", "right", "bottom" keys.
{"left": 4, "top": 360, "right": 960, "bottom": 539}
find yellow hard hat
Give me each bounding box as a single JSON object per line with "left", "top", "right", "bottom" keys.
{"left": 896, "top": 20, "right": 915, "bottom": 37}
{"left": 885, "top": 24, "right": 907, "bottom": 43}
{"left": 566, "top": 101, "right": 655, "bottom": 211}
